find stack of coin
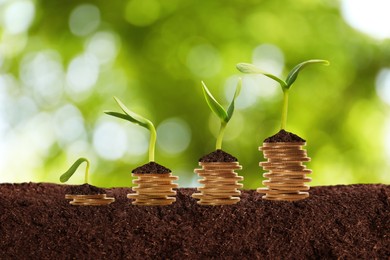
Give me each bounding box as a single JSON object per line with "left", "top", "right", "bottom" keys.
{"left": 192, "top": 162, "right": 244, "bottom": 205}
{"left": 65, "top": 194, "right": 115, "bottom": 206}
{"left": 127, "top": 173, "right": 179, "bottom": 206}
{"left": 257, "top": 142, "right": 312, "bottom": 201}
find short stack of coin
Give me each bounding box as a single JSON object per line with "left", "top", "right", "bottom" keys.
{"left": 127, "top": 173, "right": 179, "bottom": 206}
{"left": 192, "top": 162, "right": 243, "bottom": 205}
{"left": 65, "top": 194, "right": 115, "bottom": 206}
{"left": 257, "top": 142, "right": 312, "bottom": 201}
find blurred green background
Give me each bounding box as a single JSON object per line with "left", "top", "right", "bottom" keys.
{"left": 0, "top": 0, "right": 389, "bottom": 188}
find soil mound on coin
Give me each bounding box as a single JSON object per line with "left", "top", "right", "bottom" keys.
{"left": 264, "top": 129, "right": 306, "bottom": 143}
{"left": 199, "top": 149, "right": 238, "bottom": 162}
{"left": 65, "top": 183, "right": 106, "bottom": 195}
{"left": 132, "top": 162, "right": 171, "bottom": 174}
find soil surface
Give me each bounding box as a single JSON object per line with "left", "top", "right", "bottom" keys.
{"left": 65, "top": 183, "right": 106, "bottom": 195}
{"left": 199, "top": 149, "right": 238, "bottom": 162}
{"left": 132, "top": 162, "right": 171, "bottom": 174}
{"left": 0, "top": 183, "right": 389, "bottom": 259}
{"left": 264, "top": 129, "right": 306, "bottom": 143}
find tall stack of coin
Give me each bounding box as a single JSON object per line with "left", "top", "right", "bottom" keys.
{"left": 192, "top": 162, "right": 243, "bottom": 205}
{"left": 127, "top": 173, "right": 179, "bottom": 206}
{"left": 257, "top": 142, "right": 312, "bottom": 201}
{"left": 65, "top": 194, "right": 115, "bottom": 206}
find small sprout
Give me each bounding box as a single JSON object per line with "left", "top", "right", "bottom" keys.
{"left": 60, "top": 157, "right": 90, "bottom": 184}
{"left": 237, "top": 60, "right": 329, "bottom": 130}
{"left": 104, "top": 97, "right": 157, "bottom": 162}
{"left": 201, "top": 78, "right": 242, "bottom": 150}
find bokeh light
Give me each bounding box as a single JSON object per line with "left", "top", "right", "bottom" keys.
{"left": 53, "top": 104, "right": 86, "bottom": 147}
{"left": 157, "top": 117, "right": 191, "bottom": 155}
{"left": 66, "top": 54, "right": 99, "bottom": 99}
{"left": 69, "top": 4, "right": 100, "bottom": 37}
{"left": 20, "top": 50, "right": 65, "bottom": 108}
{"left": 376, "top": 68, "right": 390, "bottom": 105}
{"left": 93, "top": 119, "right": 128, "bottom": 161}
{"left": 85, "top": 31, "right": 120, "bottom": 66}
{"left": 3, "top": 0, "right": 35, "bottom": 35}
{"left": 341, "top": 0, "right": 390, "bottom": 40}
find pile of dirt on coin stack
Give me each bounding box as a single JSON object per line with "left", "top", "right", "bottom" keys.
{"left": 0, "top": 183, "right": 388, "bottom": 258}
{"left": 198, "top": 149, "right": 238, "bottom": 162}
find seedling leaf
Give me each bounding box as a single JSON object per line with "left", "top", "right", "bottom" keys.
{"left": 110, "top": 97, "right": 150, "bottom": 128}
{"left": 226, "top": 78, "right": 242, "bottom": 122}
{"left": 201, "top": 81, "right": 228, "bottom": 122}
{"left": 104, "top": 111, "right": 134, "bottom": 122}
{"left": 60, "top": 158, "right": 90, "bottom": 183}
{"left": 236, "top": 63, "right": 287, "bottom": 88}
{"left": 285, "top": 59, "right": 329, "bottom": 88}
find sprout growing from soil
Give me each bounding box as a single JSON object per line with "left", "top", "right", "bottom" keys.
{"left": 60, "top": 157, "right": 114, "bottom": 205}
{"left": 236, "top": 60, "right": 329, "bottom": 130}
{"left": 105, "top": 97, "right": 156, "bottom": 162}
{"left": 202, "top": 78, "right": 241, "bottom": 150}
{"left": 60, "top": 157, "right": 90, "bottom": 184}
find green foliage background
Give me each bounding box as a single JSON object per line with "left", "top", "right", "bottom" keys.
{"left": 0, "top": 0, "right": 389, "bottom": 188}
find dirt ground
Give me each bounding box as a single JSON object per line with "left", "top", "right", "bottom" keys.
{"left": 0, "top": 183, "right": 389, "bottom": 259}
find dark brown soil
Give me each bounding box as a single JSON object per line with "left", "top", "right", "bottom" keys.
{"left": 0, "top": 183, "right": 388, "bottom": 259}
{"left": 132, "top": 162, "right": 171, "bottom": 174}
{"left": 264, "top": 129, "right": 306, "bottom": 143}
{"left": 199, "top": 149, "right": 238, "bottom": 162}
{"left": 65, "top": 183, "right": 106, "bottom": 195}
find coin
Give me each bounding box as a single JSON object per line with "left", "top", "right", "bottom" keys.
{"left": 65, "top": 194, "right": 115, "bottom": 206}
{"left": 128, "top": 172, "right": 178, "bottom": 206}
{"left": 192, "top": 161, "right": 243, "bottom": 205}
{"left": 197, "top": 197, "right": 240, "bottom": 205}
{"left": 257, "top": 142, "right": 312, "bottom": 201}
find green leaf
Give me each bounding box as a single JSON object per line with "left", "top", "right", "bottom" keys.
{"left": 285, "top": 59, "right": 330, "bottom": 89}
{"left": 113, "top": 97, "right": 151, "bottom": 128}
{"left": 105, "top": 97, "right": 156, "bottom": 131}
{"left": 236, "top": 63, "right": 287, "bottom": 88}
{"left": 201, "top": 81, "right": 228, "bottom": 122}
{"left": 104, "top": 111, "right": 134, "bottom": 122}
{"left": 226, "top": 77, "right": 242, "bottom": 122}
{"left": 60, "top": 158, "right": 89, "bottom": 183}
{"left": 105, "top": 110, "right": 149, "bottom": 129}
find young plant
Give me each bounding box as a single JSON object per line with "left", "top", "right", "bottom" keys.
{"left": 236, "top": 60, "right": 329, "bottom": 130}
{"left": 104, "top": 97, "right": 156, "bottom": 162}
{"left": 60, "top": 157, "right": 90, "bottom": 184}
{"left": 202, "top": 78, "right": 242, "bottom": 150}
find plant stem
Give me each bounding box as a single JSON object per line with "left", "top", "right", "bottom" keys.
{"left": 281, "top": 90, "right": 289, "bottom": 130}
{"left": 216, "top": 121, "right": 227, "bottom": 150}
{"left": 149, "top": 126, "right": 157, "bottom": 162}
{"left": 84, "top": 159, "right": 90, "bottom": 184}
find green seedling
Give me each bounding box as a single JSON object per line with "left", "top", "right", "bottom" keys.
{"left": 236, "top": 60, "right": 329, "bottom": 130}
{"left": 60, "top": 157, "right": 90, "bottom": 184}
{"left": 104, "top": 97, "right": 157, "bottom": 162}
{"left": 202, "top": 78, "right": 242, "bottom": 150}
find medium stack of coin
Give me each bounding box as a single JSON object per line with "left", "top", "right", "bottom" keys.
{"left": 192, "top": 162, "right": 243, "bottom": 205}
{"left": 127, "top": 173, "right": 179, "bottom": 206}
{"left": 257, "top": 142, "right": 312, "bottom": 201}
{"left": 65, "top": 194, "right": 115, "bottom": 206}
